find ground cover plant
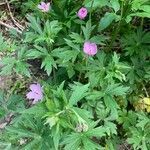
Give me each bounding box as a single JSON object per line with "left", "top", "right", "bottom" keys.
{"left": 0, "top": 0, "right": 150, "bottom": 149}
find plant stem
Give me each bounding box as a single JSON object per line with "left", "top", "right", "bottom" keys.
{"left": 108, "top": 1, "right": 124, "bottom": 51}
{"left": 89, "top": 0, "right": 94, "bottom": 21}
{"left": 140, "top": 18, "right": 144, "bottom": 29}
{"left": 53, "top": 67, "right": 56, "bottom": 83}
{"left": 142, "top": 83, "right": 149, "bottom": 97}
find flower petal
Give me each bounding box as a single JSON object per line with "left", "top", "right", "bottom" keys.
{"left": 26, "top": 91, "right": 36, "bottom": 100}
{"left": 83, "top": 42, "right": 98, "bottom": 56}
{"left": 29, "top": 83, "right": 42, "bottom": 93}
{"left": 77, "top": 7, "right": 88, "bottom": 19}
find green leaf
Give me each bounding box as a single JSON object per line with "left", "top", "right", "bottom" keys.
{"left": 52, "top": 124, "right": 60, "bottom": 150}
{"left": 118, "top": 110, "right": 137, "bottom": 130}
{"left": 104, "top": 121, "right": 117, "bottom": 136}
{"left": 15, "top": 61, "right": 31, "bottom": 77}
{"left": 105, "top": 84, "right": 129, "bottom": 96}
{"left": 99, "top": 12, "right": 116, "bottom": 31}
{"left": 81, "top": 20, "right": 96, "bottom": 40}
{"left": 84, "top": 0, "right": 109, "bottom": 8}
{"left": 110, "top": 0, "right": 120, "bottom": 13}
{"left": 41, "top": 55, "right": 57, "bottom": 76}
{"left": 69, "top": 32, "right": 84, "bottom": 44}
{"left": 27, "top": 49, "right": 44, "bottom": 58}
{"left": 127, "top": 127, "right": 144, "bottom": 150}
{"left": 21, "top": 103, "right": 46, "bottom": 118}
{"left": 53, "top": 47, "right": 79, "bottom": 63}
{"left": 0, "top": 142, "right": 11, "bottom": 150}
{"left": 130, "top": 12, "right": 150, "bottom": 18}
{"left": 67, "top": 64, "right": 75, "bottom": 78}
{"left": 7, "top": 94, "right": 25, "bottom": 112}
{"left": 64, "top": 39, "right": 80, "bottom": 51}
{"left": 82, "top": 137, "right": 100, "bottom": 150}
{"left": 27, "top": 15, "right": 42, "bottom": 35}
{"left": 63, "top": 133, "right": 81, "bottom": 150}
{"left": 0, "top": 57, "right": 16, "bottom": 75}
{"left": 86, "top": 126, "right": 106, "bottom": 137}
{"left": 0, "top": 33, "right": 8, "bottom": 51}
{"left": 72, "top": 107, "right": 93, "bottom": 121}
{"left": 69, "top": 83, "right": 89, "bottom": 106}
{"left": 136, "top": 113, "right": 150, "bottom": 130}
{"left": 104, "top": 95, "right": 118, "bottom": 119}
{"left": 90, "top": 35, "right": 107, "bottom": 45}
{"left": 6, "top": 126, "right": 38, "bottom": 138}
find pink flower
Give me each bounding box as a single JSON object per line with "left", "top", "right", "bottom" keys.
{"left": 83, "top": 42, "right": 98, "bottom": 56}
{"left": 38, "top": 2, "right": 50, "bottom": 12}
{"left": 77, "top": 7, "right": 88, "bottom": 19}
{"left": 26, "top": 83, "right": 43, "bottom": 104}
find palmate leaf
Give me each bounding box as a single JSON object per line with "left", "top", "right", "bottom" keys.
{"left": 15, "top": 61, "right": 31, "bottom": 77}
{"left": 21, "top": 138, "right": 41, "bottom": 150}
{"left": 21, "top": 103, "right": 46, "bottom": 118}
{"left": 27, "top": 49, "right": 44, "bottom": 58}
{"left": 127, "top": 127, "right": 145, "bottom": 150}
{"left": 72, "top": 107, "right": 93, "bottom": 122}
{"left": 105, "top": 84, "right": 129, "bottom": 96}
{"left": 0, "top": 33, "right": 8, "bottom": 51}
{"left": 0, "top": 57, "right": 16, "bottom": 75}
{"left": 81, "top": 20, "right": 96, "bottom": 40}
{"left": 86, "top": 126, "right": 106, "bottom": 137}
{"left": 63, "top": 133, "right": 100, "bottom": 150}
{"left": 52, "top": 47, "right": 79, "bottom": 63}
{"left": 136, "top": 112, "right": 150, "bottom": 130}
{"left": 63, "top": 133, "right": 81, "bottom": 150}
{"left": 90, "top": 35, "right": 108, "bottom": 45}
{"left": 41, "top": 55, "right": 57, "bottom": 76}
{"left": 66, "top": 63, "right": 75, "bottom": 78}
{"left": 118, "top": 110, "right": 137, "bottom": 130}
{"left": 69, "top": 83, "right": 89, "bottom": 106}
{"left": 69, "top": 32, "right": 84, "bottom": 44}
{"left": 53, "top": 129, "right": 60, "bottom": 150}
{"left": 27, "top": 15, "right": 42, "bottom": 35}
{"left": 27, "top": 46, "right": 48, "bottom": 59}
{"left": 82, "top": 137, "right": 101, "bottom": 150}
{"left": 104, "top": 121, "right": 117, "bottom": 136}
{"left": 6, "top": 126, "right": 39, "bottom": 138}
{"left": 63, "top": 125, "right": 105, "bottom": 150}
{"left": 64, "top": 39, "right": 80, "bottom": 51}
{"left": 44, "top": 20, "right": 62, "bottom": 39}
{"left": 0, "top": 142, "right": 11, "bottom": 150}
{"left": 104, "top": 95, "right": 118, "bottom": 119}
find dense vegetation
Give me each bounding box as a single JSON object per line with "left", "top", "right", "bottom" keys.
{"left": 0, "top": 0, "right": 150, "bottom": 149}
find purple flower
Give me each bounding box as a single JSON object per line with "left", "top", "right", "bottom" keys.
{"left": 77, "top": 7, "right": 88, "bottom": 19}
{"left": 83, "top": 41, "right": 98, "bottom": 56}
{"left": 26, "top": 83, "right": 43, "bottom": 104}
{"left": 38, "top": 2, "right": 50, "bottom": 12}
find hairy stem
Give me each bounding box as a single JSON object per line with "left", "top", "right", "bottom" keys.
{"left": 108, "top": 1, "right": 124, "bottom": 51}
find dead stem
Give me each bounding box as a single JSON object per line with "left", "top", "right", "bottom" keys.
{"left": 5, "top": 0, "right": 24, "bottom": 31}
{"left": 0, "top": 20, "right": 22, "bottom": 34}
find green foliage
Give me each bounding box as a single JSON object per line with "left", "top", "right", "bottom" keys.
{"left": 0, "top": 47, "right": 30, "bottom": 77}
{"left": 127, "top": 113, "right": 150, "bottom": 150}
{"left": 126, "top": 0, "right": 150, "bottom": 22}
{"left": 0, "top": 0, "right": 150, "bottom": 149}
{"left": 0, "top": 33, "right": 8, "bottom": 52}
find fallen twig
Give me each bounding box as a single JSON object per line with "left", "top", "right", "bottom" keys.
{"left": 0, "top": 2, "right": 5, "bottom": 6}
{"left": 5, "top": 0, "right": 24, "bottom": 31}
{"left": 0, "top": 113, "right": 13, "bottom": 129}
{"left": 0, "top": 20, "right": 22, "bottom": 34}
